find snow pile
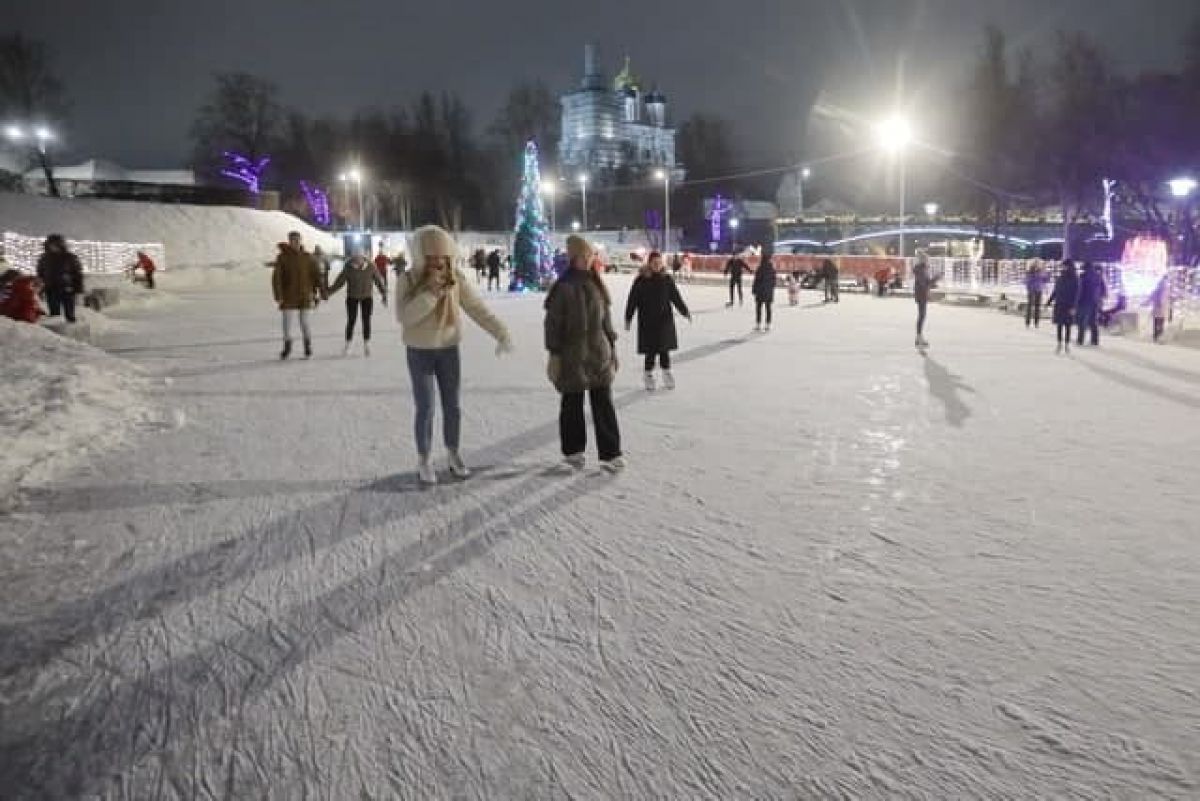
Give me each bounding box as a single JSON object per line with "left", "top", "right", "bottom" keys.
{"left": 0, "top": 318, "right": 156, "bottom": 505}
{"left": 0, "top": 192, "right": 339, "bottom": 269}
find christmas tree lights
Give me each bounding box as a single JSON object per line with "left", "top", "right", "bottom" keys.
{"left": 510, "top": 141, "right": 554, "bottom": 291}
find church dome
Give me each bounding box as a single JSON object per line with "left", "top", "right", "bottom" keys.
{"left": 613, "top": 56, "right": 640, "bottom": 93}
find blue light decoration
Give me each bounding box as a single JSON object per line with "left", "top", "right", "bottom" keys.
{"left": 220, "top": 151, "right": 270, "bottom": 194}
{"left": 510, "top": 140, "right": 555, "bottom": 292}
{"left": 708, "top": 194, "right": 734, "bottom": 251}
{"left": 299, "top": 181, "right": 331, "bottom": 226}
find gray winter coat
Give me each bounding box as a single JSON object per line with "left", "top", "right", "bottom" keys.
{"left": 328, "top": 259, "right": 386, "bottom": 300}
{"left": 544, "top": 268, "right": 618, "bottom": 393}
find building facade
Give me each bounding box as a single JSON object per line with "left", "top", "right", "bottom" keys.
{"left": 559, "top": 45, "right": 681, "bottom": 179}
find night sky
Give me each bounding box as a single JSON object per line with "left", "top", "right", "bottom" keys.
{"left": 9, "top": 0, "right": 1196, "bottom": 169}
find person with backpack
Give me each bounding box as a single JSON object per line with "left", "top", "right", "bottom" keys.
{"left": 625, "top": 251, "right": 691, "bottom": 391}
{"left": 752, "top": 249, "right": 778, "bottom": 331}
{"left": 544, "top": 235, "right": 623, "bottom": 472}
{"left": 398, "top": 226, "right": 512, "bottom": 485}
{"left": 326, "top": 248, "right": 388, "bottom": 356}
{"left": 36, "top": 234, "right": 84, "bottom": 323}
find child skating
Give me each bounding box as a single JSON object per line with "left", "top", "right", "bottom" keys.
{"left": 624, "top": 251, "right": 691, "bottom": 390}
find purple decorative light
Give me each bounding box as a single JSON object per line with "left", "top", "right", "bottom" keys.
{"left": 220, "top": 151, "right": 270, "bottom": 194}
{"left": 709, "top": 194, "right": 734, "bottom": 250}
{"left": 300, "top": 181, "right": 331, "bottom": 226}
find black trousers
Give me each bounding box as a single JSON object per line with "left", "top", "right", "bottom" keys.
{"left": 1057, "top": 323, "right": 1073, "bottom": 344}
{"left": 560, "top": 387, "right": 621, "bottom": 461}
{"left": 46, "top": 290, "right": 77, "bottom": 322}
{"left": 729, "top": 277, "right": 743, "bottom": 304}
{"left": 826, "top": 279, "right": 839, "bottom": 303}
{"left": 755, "top": 300, "right": 773, "bottom": 326}
{"left": 644, "top": 351, "right": 671, "bottom": 371}
{"left": 488, "top": 271, "right": 501, "bottom": 290}
{"left": 1026, "top": 291, "right": 1042, "bottom": 327}
{"left": 345, "top": 297, "right": 374, "bottom": 341}
{"left": 1077, "top": 306, "right": 1099, "bottom": 345}
{"left": 916, "top": 300, "right": 928, "bottom": 336}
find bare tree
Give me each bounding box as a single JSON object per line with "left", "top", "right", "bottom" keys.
{"left": 190, "top": 72, "right": 283, "bottom": 184}
{"left": 0, "top": 33, "right": 67, "bottom": 196}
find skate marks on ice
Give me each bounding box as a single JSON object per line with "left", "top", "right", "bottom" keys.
{"left": 1073, "top": 353, "right": 1200, "bottom": 412}
{"left": 0, "top": 471, "right": 604, "bottom": 799}
{"left": 922, "top": 357, "right": 975, "bottom": 428}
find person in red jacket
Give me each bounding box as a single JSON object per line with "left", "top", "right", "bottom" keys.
{"left": 0, "top": 268, "right": 44, "bottom": 323}
{"left": 373, "top": 252, "right": 391, "bottom": 291}
{"left": 135, "top": 251, "right": 157, "bottom": 289}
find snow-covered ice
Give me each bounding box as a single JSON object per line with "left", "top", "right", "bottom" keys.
{"left": 1, "top": 273, "right": 1198, "bottom": 799}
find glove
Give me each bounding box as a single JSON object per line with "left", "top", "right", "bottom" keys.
{"left": 495, "top": 338, "right": 514, "bottom": 357}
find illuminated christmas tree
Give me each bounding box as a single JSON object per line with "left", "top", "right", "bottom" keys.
{"left": 510, "top": 141, "right": 554, "bottom": 291}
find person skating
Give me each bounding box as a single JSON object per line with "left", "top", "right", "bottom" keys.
{"left": 471, "top": 248, "right": 486, "bottom": 283}
{"left": 1025, "top": 259, "right": 1047, "bottom": 328}
{"left": 822, "top": 258, "right": 840, "bottom": 303}
{"left": 1148, "top": 273, "right": 1172, "bottom": 343}
{"left": 544, "top": 235, "right": 623, "bottom": 472}
{"left": 398, "top": 226, "right": 512, "bottom": 485}
{"left": 373, "top": 251, "right": 391, "bottom": 292}
{"left": 272, "top": 231, "right": 325, "bottom": 359}
{"left": 724, "top": 252, "right": 747, "bottom": 306}
{"left": 1047, "top": 260, "right": 1079, "bottom": 354}
{"left": 327, "top": 248, "right": 388, "bottom": 356}
{"left": 624, "top": 250, "right": 691, "bottom": 391}
{"left": 671, "top": 252, "right": 682, "bottom": 282}
{"left": 134, "top": 250, "right": 157, "bottom": 289}
{"left": 486, "top": 249, "right": 503, "bottom": 291}
{"left": 1076, "top": 262, "right": 1107, "bottom": 346}
{"left": 36, "top": 234, "right": 84, "bottom": 323}
{"left": 913, "top": 251, "right": 938, "bottom": 348}
{"left": 752, "top": 249, "right": 777, "bottom": 331}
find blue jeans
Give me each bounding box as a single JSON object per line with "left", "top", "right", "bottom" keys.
{"left": 406, "top": 347, "right": 461, "bottom": 456}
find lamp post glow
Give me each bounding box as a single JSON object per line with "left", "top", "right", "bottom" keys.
{"left": 571, "top": 220, "right": 582, "bottom": 233}
{"left": 729, "top": 217, "right": 740, "bottom": 251}
{"left": 876, "top": 115, "right": 914, "bottom": 257}
{"left": 6, "top": 123, "right": 59, "bottom": 197}
{"left": 924, "top": 202, "right": 939, "bottom": 218}
{"left": 577, "top": 174, "right": 589, "bottom": 231}
{"left": 1168, "top": 178, "right": 1197, "bottom": 199}
{"left": 541, "top": 180, "right": 557, "bottom": 234}
{"left": 655, "top": 169, "right": 671, "bottom": 252}
{"left": 796, "top": 165, "right": 811, "bottom": 219}
{"left": 340, "top": 168, "right": 365, "bottom": 230}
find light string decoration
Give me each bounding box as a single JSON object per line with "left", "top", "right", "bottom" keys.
{"left": 299, "top": 181, "right": 331, "bottom": 226}
{"left": 220, "top": 152, "right": 270, "bottom": 194}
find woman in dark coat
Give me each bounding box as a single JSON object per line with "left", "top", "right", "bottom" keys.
{"left": 625, "top": 251, "right": 691, "bottom": 390}
{"left": 1046, "top": 260, "right": 1079, "bottom": 354}
{"left": 752, "top": 250, "right": 777, "bottom": 331}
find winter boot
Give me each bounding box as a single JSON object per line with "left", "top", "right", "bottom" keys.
{"left": 661, "top": 370, "right": 675, "bottom": 390}
{"left": 280, "top": 340, "right": 293, "bottom": 360}
{"left": 563, "top": 453, "right": 586, "bottom": 470}
{"left": 303, "top": 339, "right": 313, "bottom": 359}
{"left": 417, "top": 455, "right": 438, "bottom": 485}
{"left": 342, "top": 340, "right": 352, "bottom": 356}
{"left": 363, "top": 341, "right": 371, "bottom": 357}
{"left": 447, "top": 449, "right": 471, "bottom": 479}
{"left": 643, "top": 371, "right": 657, "bottom": 391}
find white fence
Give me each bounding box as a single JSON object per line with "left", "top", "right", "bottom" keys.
{"left": 1, "top": 231, "right": 167, "bottom": 274}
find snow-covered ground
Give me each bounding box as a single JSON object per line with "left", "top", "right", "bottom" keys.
{"left": 1, "top": 275, "right": 1198, "bottom": 799}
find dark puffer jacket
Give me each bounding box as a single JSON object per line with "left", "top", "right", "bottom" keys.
{"left": 544, "top": 268, "right": 618, "bottom": 393}
{"left": 752, "top": 258, "right": 777, "bottom": 302}
{"left": 37, "top": 240, "right": 84, "bottom": 296}
{"left": 625, "top": 270, "right": 690, "bottom": 355}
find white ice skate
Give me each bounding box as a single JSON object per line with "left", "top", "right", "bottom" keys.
{"left": 563, "top": 453, "right": 586, "bottom": 471}
{"left": 600, "top": 455, "right": 626, "bottom": 474}
{"left": 363, "top": 341, "right": 371, "bottom": 357}
{"left": 643, "top": 371, "right": 657, "bottom": 391}
{"left": 661, "top": 370, "right": 675, "bottom": 390}
{"left": 447, "top": 449, "right": 471, "bottom": 479}
{"left": 417, "top": 456, "right": 438, "bottom": 485}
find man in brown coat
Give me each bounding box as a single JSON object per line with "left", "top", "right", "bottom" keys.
{"left": 272, "top": 231, "right": 325, "bottom": 359}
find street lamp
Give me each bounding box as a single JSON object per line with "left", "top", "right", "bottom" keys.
{"left": 577, "top": 173, "right": 589, "bottom": 231}
{"left": 924, "top": 202, "right": 940, "bottom": 218}
{"left": 571, "top": 219, "right": 582, "bottom": 232}
{"left": 876, "top": 115, "right": 914, "bottom": 257}
{"left": 6, "top": 123, "right": 59, "bottom": 197}
{"left": 541, "top": 180, "right": 557, "bottom": 234}
{"left": 796, "top": 165, "right": 812, "bottom": 218}
{"left": 729, "top": 217, "right": 740, "bottom": 251}
{"left": 655, "top": 169, "right": 671, "bottom": 252}
{"left": 1168, "top": 177, "right": 1197, "bottom": 198}
{"left": 340, "top": 168, "right": 365, "bottom": 230}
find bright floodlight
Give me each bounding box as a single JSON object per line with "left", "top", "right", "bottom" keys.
{"left": 338, "top": 172, "right": 348, "bottom": 181}
{"left": 541, "top": 181, "right": 556, "bottom": 195}
{"left": 801, "top": 167, "right": 812, "bottom": 179}
{"left": 654, "top": 169, "right": 666, "bottom": 181}
{"left": 1168, "top": 177, "right": 1197, "bottom": 198}
{"left": 577, "top": 173, "right": 588, "bottom": 185}
{"left": 571, "top": 220, "right": 582, "bottom": 232}
{"left": 876, "top": 115, "right": 914, "bottom": 153}
{"left": 729, "top": 218, "right": 740, "bottom": 230}
{"left": 34, "top": 126, "right": 52, "bottom": 141}
{"left": 348, "top": 169, "right": 362, "bottom": 182}
{"left": 924, "top": 202, "right": 940, "bottom": 216}
{"left": 4, "top": 125, "right": 23, "bottom": 141}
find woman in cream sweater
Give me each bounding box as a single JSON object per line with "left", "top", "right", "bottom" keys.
{"left": 397, "top": 226, "right": 512, "bottom": 484}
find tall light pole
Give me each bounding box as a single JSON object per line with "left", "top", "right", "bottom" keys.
{"left": 729, "top": 217, "right": 740, "bottom": 252}
{"left": 578, "top": 173, "right": 589, "bottom": 231}
{"left": 796, "top": 165, "right": 811, "bottom": 219}
{"left": 876, "top": 115, "right": 914, "bottom": 257}
{"left": 655, "top": 169, "right": 671, "bottom": 252}
{"left": 1168, "top": 177, "right": 1197, "bottom": 263}
{"left": 337, "top": 173, "right": 351, "bottom": 229}
{"left": 349, "top": 168, "right": 365, "bottom": 231}
{"left": 542, "top": 180, "right": 557, "bottom": 234}
{"left": 6, "top": 124, "right": 59, "bottom": 197}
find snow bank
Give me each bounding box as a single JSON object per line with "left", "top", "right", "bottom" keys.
{"left": 0, "top": 318, "right": 157, "bottom": 505}
{"left": 0, "top": 192, "right": 339, "bottom": 269}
